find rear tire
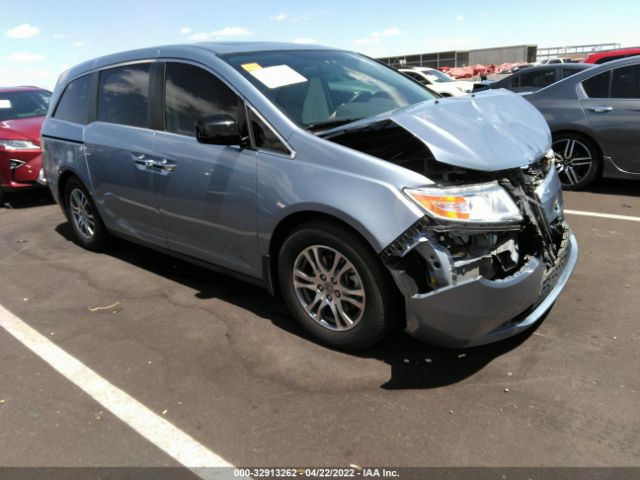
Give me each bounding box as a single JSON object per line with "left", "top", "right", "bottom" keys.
{"left": 64, "top": 177, "right": 108, "bottom": 251}
{"left": 278, "top": 221, "right": 400, "bottom": 350}
{"left": 552, "top": 133, "right": 602, "bottom": 190}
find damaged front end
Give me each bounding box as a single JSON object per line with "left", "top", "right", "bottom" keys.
{"left": 379, "top": 155, "right": 577, "bottom": 347}
{"left": 320, "top": 93, "right": 578, "bottom": 347}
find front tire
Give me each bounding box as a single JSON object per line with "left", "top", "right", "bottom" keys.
{"left": 64, "top": 177, "right": 107, "bottom": 251}
{"left": 552, "top": 133, "right": 602, "bottom": 190}
{"left": 278, "top": 221, "right": 400, "bottom": 350}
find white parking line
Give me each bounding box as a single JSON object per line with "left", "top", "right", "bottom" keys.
{"left": 565, "top": 209, "right": 640, "bottom": 223}
{"left": 0, "top": 304, "right": 234, "bottom": 480}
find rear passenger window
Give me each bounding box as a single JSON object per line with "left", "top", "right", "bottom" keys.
{"left": 405, "top": 72, "right": 427, "bottom": 84}
{"left": 507, "top": 76, "right": 520, "bottom": 88}
{"left": 519, "top": 69, "right": 555, "bottom": 88}
{"left": 561, "top": 68, "right": 581, "bottom": 79}
{"left": 582, "top": 72, "right": 610, "bottom": 98}
{"left": 164, "top": 62, "right": 242, "bottom": 136}
{"left": 54, "top": 74, "right": 91, "bottom": 124}
{"left": 611, "top": 65, "right": 640, "bottom": 98}
{"left": 98, "top": 64, "right": 151, "bottom": 128}
{"left": 247, "top": 108, "right": 289, "bottom": 155}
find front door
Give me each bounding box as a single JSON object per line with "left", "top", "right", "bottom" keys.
{"left": 152, "top": 62, "right": 260, "bottom": 277}
{"left": 581, "top": 64, "right": 640, "bottom": 174}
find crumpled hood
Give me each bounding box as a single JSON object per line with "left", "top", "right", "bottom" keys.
{"left": 391, "top": 90, "right": 551, "bottom": 172}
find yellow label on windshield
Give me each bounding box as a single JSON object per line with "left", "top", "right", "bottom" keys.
{"left": 241, "top": 63, "right": 262, "bottom": 72}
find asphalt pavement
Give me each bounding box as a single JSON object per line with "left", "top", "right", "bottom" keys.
{"left": 0, "top": 179, "right": 638, "bottom": 474}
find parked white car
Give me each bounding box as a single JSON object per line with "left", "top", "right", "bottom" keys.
{"left": 399, "top": 67, "right": 473, "bottom": 96}
{"left": 532, "top": 57, "right": 566, "bottom": 66}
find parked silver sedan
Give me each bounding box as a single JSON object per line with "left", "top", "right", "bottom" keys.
{"left": 524, "top": 56, "right": 640, "bottom": 189}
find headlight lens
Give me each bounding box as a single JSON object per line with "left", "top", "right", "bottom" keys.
{"left": 405, "top": 181, "right": 523, "bottom": 224}
{"left": 0, "top": 139, "right": 40, "bottom": 151}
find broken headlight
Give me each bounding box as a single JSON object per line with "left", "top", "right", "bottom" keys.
{"left": 405, "top": 181, "right": 522, "bottom": 224}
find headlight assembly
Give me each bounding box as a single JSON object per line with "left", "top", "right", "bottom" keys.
{"left": 0, "top": 139, "right": 40, "bottom": 151}
{"left": 405, "top": 181, "right": 522, "bottom": 224}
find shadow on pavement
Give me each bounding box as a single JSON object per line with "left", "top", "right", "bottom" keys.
{"left": 55, "top": 222, "right": 542, "bottom": 391}
{"left": 586, "top": 178, "right": 640, "bottom": 197}
{"left": 1, "top": 188, "right": 54, "bottom": 209}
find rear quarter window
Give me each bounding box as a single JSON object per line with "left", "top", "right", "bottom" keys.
{"left": 582, "top": 71, "right": 610, "bottom": 98}
{"left": 53, "top": 74, "right": 91, "bottom": 124}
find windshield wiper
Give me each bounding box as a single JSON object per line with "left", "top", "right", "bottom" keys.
{"left": 305, "top": 118, "right": 361, "bottom": 132}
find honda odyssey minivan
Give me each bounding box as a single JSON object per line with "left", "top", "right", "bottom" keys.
{"left": 42, "top": 42, "right": 578, "bottom": 349}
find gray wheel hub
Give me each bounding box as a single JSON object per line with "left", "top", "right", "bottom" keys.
{"left": 292, "top": 245, "right": 366, "bottom": 332}
{"left": 69, "top": 188, "right": 95, "bottom": 240}
{"left": 552, "top": 138, "right": 594, "bottom": 186}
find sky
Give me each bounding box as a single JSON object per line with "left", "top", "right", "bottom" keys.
{"left": 1, "top": 0, "right": 639, "bottom": 89}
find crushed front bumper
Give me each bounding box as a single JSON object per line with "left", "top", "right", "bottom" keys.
{"left": 403, "top": 230, "right": 577, "bottom": 347}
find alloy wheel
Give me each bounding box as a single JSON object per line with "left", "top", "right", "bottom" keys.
{"left": 552, "top": 137, "right": 594, "bottom": 187}
{"left": 69, "top": 188, "right": 95, "bottom": 239}
{"left": 292, "top": 245, "right": 366, "bottom": 331}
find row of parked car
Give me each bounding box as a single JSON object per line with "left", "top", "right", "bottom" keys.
{"left": 398, "top": 52, "right": 640, "bottom": 189}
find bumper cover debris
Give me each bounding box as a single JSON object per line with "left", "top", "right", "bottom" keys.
{"left": 404, "top": 230, "right": 576, "bottom": 347}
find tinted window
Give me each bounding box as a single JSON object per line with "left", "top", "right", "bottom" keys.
{"left": 583, "top": 72, "right": 610, "bottom": 98}
{"left": 519, "top": 69, "right": 555, "bottom": 88}
{"left": 507, "top": 76, "right": 520, "bottom": 88}
{"left": 54, "top": 75, "right": 91, "bottom": 124}
{"left": 98, "top": 64, "right": 151, "bottom": 128}
{"left": 403, "top": 72, "right": 428, "bottom": 84}
{"left": 561, "top": 68, "right": 582, "bottom": 79}
{"left": 165, "top": 63, "right": 242, "bottom": 136}
{"left": 247, "top": 109, "right": 289, "bottom": 155}
{"left": 611, "top": 65, "right": 640, "bottom": 98}
{"left": 596, "top": 55, "right": 626, "bottom": 64}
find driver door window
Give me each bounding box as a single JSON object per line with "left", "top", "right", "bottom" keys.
{"left": 164, "top": 62, "right": 243, "bottom": 136}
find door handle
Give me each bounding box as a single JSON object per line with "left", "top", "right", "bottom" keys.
{"left": 131, "top": 153, "right": 155, "bottom": 167}
{"left": 150, "top": 159, "right": 177, "bottom": 173}
{"left": 588, "top": 106, "right": 613, "bottom": 113}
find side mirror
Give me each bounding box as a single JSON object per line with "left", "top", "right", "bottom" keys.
{"left": 195, "top": 114, "right": 242, "bottom": 146}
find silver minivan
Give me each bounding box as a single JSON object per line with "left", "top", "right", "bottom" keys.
{"left": 42, "top": 43, "right": 577, "bottom": 349}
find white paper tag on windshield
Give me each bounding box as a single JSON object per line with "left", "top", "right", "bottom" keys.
{"left": 249, "top": 65, "right": 307, "bottom": 89}
{"left": 0, "top": 99, "right": 11, "bottom": 109}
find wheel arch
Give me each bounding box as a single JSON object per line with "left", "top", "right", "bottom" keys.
{"left": 57, "top": 169, "right": 87, "bottom": 217}
{"left": 266, "top": 210, "right": 384, "bottom": 296}
{"left": 551, "top": 128, "right": 604, "bottom": 159}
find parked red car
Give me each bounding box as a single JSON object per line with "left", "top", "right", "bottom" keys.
{"left": 584, "top": 47, "right": 640, "bottom": 64}
{"left": 0, "top": 86, "right": 51, "bottom": 204}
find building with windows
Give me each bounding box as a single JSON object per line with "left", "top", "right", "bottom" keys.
{"left": 377, "top": 45, "right": 537, "bottom": 68}
{"left": 377, "top": 43, "right": 621, "bottom": 69}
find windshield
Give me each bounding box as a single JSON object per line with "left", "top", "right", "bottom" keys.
{"left": 423, "top": 69, "right": 455, "bottom": 83}
{"left": 0, "top": 90, "right": 51, "bottom": 121}
{"left": 223, "top": 50, "right": 436, "bottom": 131}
